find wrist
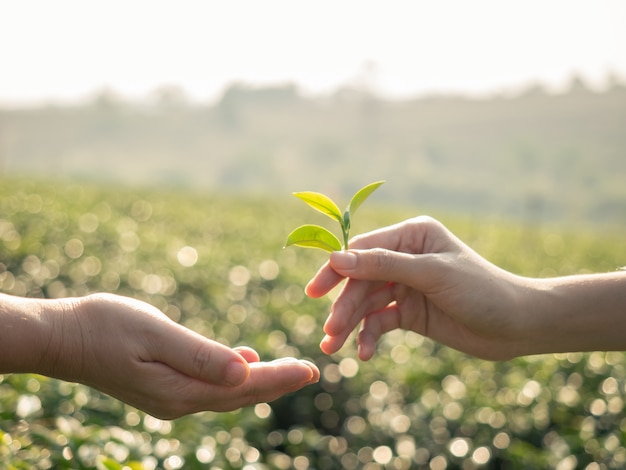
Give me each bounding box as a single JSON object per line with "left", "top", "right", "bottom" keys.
{"left": 37, "top": 296, "right": 86, "bottom": 382}
{"left": 481, "top": 273, "right": 546, "bottom": 360}
{"left": 0, "top": 293, "right": 85, "bottom": 380}
{"left": 510, "top": 277, "right": 561, "bottom": 356}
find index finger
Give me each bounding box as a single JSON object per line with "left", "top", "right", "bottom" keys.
{"left": 305, "top": 221, "right": 408, "bottom": 298}
{"left": 305, "top": 259, "right": 345, "bottom": 298}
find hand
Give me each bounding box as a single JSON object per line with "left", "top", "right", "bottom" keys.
{"left": 42, "top": 293, "right": 319, "bottom": 419}
{"left": 306, "top": 216, "right": 529, "bottom": 361}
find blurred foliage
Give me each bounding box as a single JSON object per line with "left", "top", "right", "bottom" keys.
{"left": 1, "top": 177, "right": 626, "bottom": 469}
{"left": 1, "top": 80, "right": 625, "bottom": 229}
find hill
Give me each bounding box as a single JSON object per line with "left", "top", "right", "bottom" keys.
{"left": 1, "top": 81, "right": 625, "bottom": 229}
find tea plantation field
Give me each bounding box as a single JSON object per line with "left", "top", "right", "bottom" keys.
{"left": 1, "top": 178, "right": 625, "bottom": 469}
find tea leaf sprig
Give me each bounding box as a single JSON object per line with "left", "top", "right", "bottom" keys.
{"left": 285, "top": 181, "right": 384, "bottom": 252}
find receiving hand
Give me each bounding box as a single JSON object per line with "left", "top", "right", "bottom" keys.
{"left": 42, "top": 293, "right": 319, "bottom": 419}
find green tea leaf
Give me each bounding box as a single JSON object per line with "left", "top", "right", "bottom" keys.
{"left": 293, "top": 191, "right": 343, "bottom": 225}
{"left": 284, "top": 224, "right": 342, "bottom": 252}
{"left": 348, "top": 180, "right": 385, "bottom": 216}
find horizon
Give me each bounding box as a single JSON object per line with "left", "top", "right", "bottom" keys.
{"left": 1, "top": 70, "right": 623, "bottom": 111}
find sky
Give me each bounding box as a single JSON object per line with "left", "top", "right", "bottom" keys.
{"left": 1, "top": 0, "right": 625, "bottom": 106}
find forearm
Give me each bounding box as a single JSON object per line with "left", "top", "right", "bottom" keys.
{"left": 0, "top": 293, "right": 71, "bottom": 375}
{"left": 519, "top": 271, "right": 626, "bottom": 355}
{"left": 0, "top": 293, "right": 48, "bottom": 373}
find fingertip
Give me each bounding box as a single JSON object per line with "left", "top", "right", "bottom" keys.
{"left": 224, "top": 359, "right": 250, "bottom": 386}
{"left": 357, "top": 332, "right": 376, "bottom": 361}
{"left": 301, "top": 360, "right": 321, "bottom": 382}
{"left": 305, "top": 265, "right": 345, "bottom": 298}
{"left": 305, "top": 278, "right": 338, "bottom": 298}
{"left": 319, "top": 335, "right": 332, "bottom": 354}
{"left": 234, "top": 346, "right": 260, "bottom": 363}
{"left": 322, "top": 316, "right": 332, "bottom": 334}
{"left": 263, "top": 358, "right": 319, "bottom": 386}
{"left": 304, "top": 280, "right": 322, "bottom": 298}
{"left": 329, "top": 250, "right": 357, "bottom": 272}
{"left": 357, "top": 344, "right": 375, "bottom": 361}
{"left": 323, "top": 315, "right": 343, "bottom": 337}
{"left": 319, "top": 335, "right": 343, "bottom": 355}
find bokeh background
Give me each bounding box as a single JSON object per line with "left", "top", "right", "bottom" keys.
{"left": 1, "top": 1, "right": 626, "bottom": 469}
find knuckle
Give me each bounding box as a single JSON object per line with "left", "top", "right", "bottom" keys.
{"left": 408, "top": 215, "right": 438, "bottom": 231}
{"left": 371, "top": 247, "right": 396, "bottom": 271}
{"left": 192, "top": 344, "right": 214, "bottom": 377}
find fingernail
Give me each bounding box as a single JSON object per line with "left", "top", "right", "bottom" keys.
{"left": 224, "top": 360, "right": 248, "bottom": 386}
{"left": 300, "top": 360, "right": 320, "bottom": 383}
{"left": 332, "top": 251, "right": 357, "bottom": 270}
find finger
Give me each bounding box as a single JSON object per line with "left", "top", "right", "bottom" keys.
{"left": 120, "top": 358, "right": 319, "bottom": 418}
{"left": 320, "top": 282, "right": 396, "bottom": 355}
{"left": 305, "top": 220, "right": 416, "bottom": 298}
{"left": 207, "top": 358, "right": 320, "bottom": 412}
{"left": 322, "top": 297, "right": 402, "bottom": 358}
{"left": 305, "top": 260, "right": 346, "bottom": 298}
{"left": 320, "top": 333, "right": 351, "bottom": 355}
{"left": 324, "top": 278, "right": 393, "bottom": 336}
{"left": 347, "top": 215, "right": 450, "bottom": 252}
{"left": 328, "top": 249, "right": 437, "bottom": 292}
{"left": 152, "top": 323, "right": 250, "bottom": 387}
{"left": 357, "top": 306, "right": 404, "bottom": 361}
{"left": 234, "top": 346, "right": 261, "bottom": 363}
{"left": 306, "top": 217, "right": 440, "bottom": 298}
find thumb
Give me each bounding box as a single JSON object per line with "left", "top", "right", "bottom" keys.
{"left": 329, "top": 249, "right": 430, "bottom": 288}
{"left": 152, "top": 323, "right": 250, "bottom": 387}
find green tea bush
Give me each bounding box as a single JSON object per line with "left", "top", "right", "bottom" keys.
{"left": 1, "top": 178, "right": 625, "bottom": 469}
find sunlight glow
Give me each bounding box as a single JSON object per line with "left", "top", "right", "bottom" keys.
{"left": 0, "top": 0, "right": 624, "bottom": 106}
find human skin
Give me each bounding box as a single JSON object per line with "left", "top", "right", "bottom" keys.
{"left": 306, "top": 216, "right": 626, "bottom": 361}
{"left": 0, "top": 292, "right": 319, "bottom": 419}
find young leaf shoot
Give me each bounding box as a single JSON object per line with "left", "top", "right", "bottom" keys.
{"left": 285, "top": 180, "right": 384, "bottom": 252}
